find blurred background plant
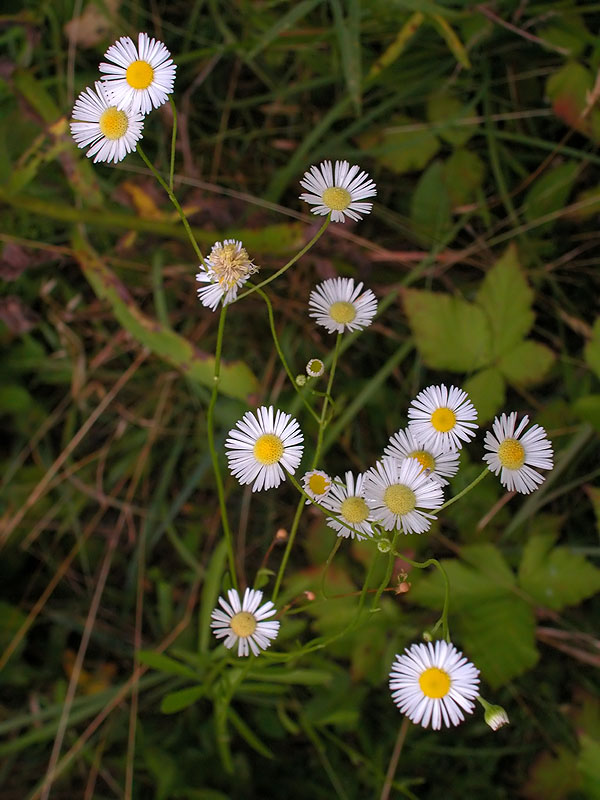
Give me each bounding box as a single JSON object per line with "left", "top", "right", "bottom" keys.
{"left": 1, "top": 0, "right": 600, "bottom": 798}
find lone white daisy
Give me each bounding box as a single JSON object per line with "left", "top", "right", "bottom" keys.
{"left": 408, "top": 384, "right": 478, "bottom": 453}
{"left": 482, "top": 412, "right": 553, "bottom": 494}
{"left": 70, "top": 81, "right": 144, "bottom": 164}
{"left": 384, "top": 428, "right": 460, "bottom": 486}
{"left": 196, "top": 239, "right": 258, "bottom": 311}
{"left": 299, "top": 159, "right": 376, "bottom": 223}
{"left": 309, "top": 277, "right": 377, "bottom": 334}
{"left": 389, "top": 640, "right": 480, "bottom": 730}
{"left": 100, "top": 32, "right": 176, "bottom": 115}
{"left": 211, "top": 588, "right": 279, "bottom": 657}
{"left": 306, "top": 358, "right": 325, "bottom": 378}
{"left": 225, "top": 406, "right": 303, "bottom": 492}
{"left": 302, "top": 470, "right": 332, "bottom": 503}
{"left": 363, "top": 457, "right": 444, "bottom": 534}
{"left": 321, "top": 471, "right": 374, "bottom": 540}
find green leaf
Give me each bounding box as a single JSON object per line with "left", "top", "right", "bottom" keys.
{"left": 410, "top": 160, "right": 452, "bottom": 244}
{"left": 247, "top": 668, "right": 333, "bottom": 686}
{"left": 518, "top": 534, "right": 600, "bottom": 611}
{"left": 585, "top": 318, "right": 600, "bottom": 379}
{"left": 199, "top": 539, "right": 228, "bottom": 653}
{"left": 523, "top": 161, "right": 578, "bottom": 230}
{"left": 331, "top": 0, "right": 362, "bottom": 114}
{"left": 161, "top": 685, "right": 206, "bottom": 714}
{"left": 498, "top": 340, "right": 555, "bottom": 386}
{"left": 578, "top": 735, "right": 600, "bottom": 799}
{"left": 403, "top": 288, "right": 492, "bottom": 371}
{"left": 572, "top": 395, "right": 600, "bottom": 432}
{"left": 429, "top": 16, "right": 471, "bottom": 70}
{"left": 462, "top": 367, "right": 505, "bottom": 423}
{"left": 228, "top": 707, "right": 274, "bottom": 759}
{"left": 368, "top": 13, "right": 425, "bottom": 77}
{"left": 540, "top": 13, "right": 590, "bottom": 58}
{"left": 546, "top": 61, "right": 600, "bottom": 141}
{"left": 443, "top": 148, "right": 485, "bottom": 207}
{"left": 0, "top": 384, "right": 33, "bottom": 413}
{"left": 357, "top": 114, "right": 439, "bottom": 175}
{"left": 137, "top": 651, "right": 199, "bottom": 680}
{"left": 142, "top": 746, "right": 177, "bottom": 800}
{"left": 523, "top": 746, "right": 580, "bottom": 800}
{"left": 476, "top": 244, "right": 534, "bottom": 357}
{"left": 426, "top": 90, "right": 474, "bottom": 147}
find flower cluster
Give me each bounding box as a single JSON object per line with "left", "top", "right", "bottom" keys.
{"left": 70, "top": 32, "right": 176, "bottom": 163}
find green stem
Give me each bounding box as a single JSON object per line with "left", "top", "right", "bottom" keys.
{"left": 313, "top": 333, "right": 341, "bottom": 468}
{"left": 137, "top": 144, "right": 204, "bottom": 263}
{"left": 206, "top": 306, "right": 238, "bottom": 591}
{"left": 372, "top": 534, "right": 398, "bottom": 611}
{"left": 169, "top": 97, "right": 178, "bottom": 193}
{"left": 320, "top": 538, "right": 342, "bottom": 599}
{"left": 438, "top": 466, "right": 489, "bottom": 512}
{"left": 272, "top": 497, "right": 304, "bottom": 603}
{"left": 235, "top": 216, "right": 330, "bottom": 302}
{"left": 393, "top": 553, "right": 451, "bottom": 642}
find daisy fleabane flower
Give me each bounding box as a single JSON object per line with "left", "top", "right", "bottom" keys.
{"left": 299, "top": 160, "right": 376, "bottom": 222}
{"left": 483, "top": 412, "right": 553, "bottom": 494}
{"left": 384, "top": 428, "right": 460, "bottom": 486}
{"left": 302, "top": 470, "right": 332, "bottom": 503}
{"left": 100, "top": 32, "right": 176, "bottom": 115}
{"left": 210, "top": 588, "right": 279, "bottom": 657}
{"left": 225, "top": 406, "right": 303, "bottom": 492}
{"left": 309, "top": 277, "right": 377, "bottom": 334}
{"left": 389, "top": 640, "right": 480, "bottom": 730}
{"left": 70, "top": 81, "right": 144, "bottom": 164}
{"left": 196, "top": 240, "right": 258, "bottom": 311}
{"left": 321, "top": 471, "right": 374, "bottom": 540}
{"left": 306, "top": 358, "right": 325, "bottom": 378}
{"left": 408, "top": 384, "right": 478, "bottom": 453}
{"left": 363, "top": 457, "right": 444, "bottom": 534}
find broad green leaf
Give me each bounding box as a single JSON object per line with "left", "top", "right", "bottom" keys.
{"left": 498, "top": 340, "right": 555, "bottom": 386}
{"left": 573, "top": 395, "right": 600, "bottom": 432}
{"left": 523, "top": 161, "right": 578, "bottom": 229}
{"left": 585, "top": 318, "right": 600, "bottom": 379}
{"left": 443, "top": 148, "right": 485, "bottom": 207}
{"left": 357, "top": 115, "right": 439, "bottom": 175}
{"left": 137, "top": 651, "right": 198, "bottom": 680}
{"left": 476, "top": 245, "right": 534, "bottom": 357}
{"left": 578, "top": 735, "right": 600, "bottom": 799}
{"left": 410, "top": 160, "right": 452, "bottom": 244}
{"left": 403, "top": 288, "right": 492, "bottom": 371}
{"left": 161, "top": 685, "right": 206, "bottom": 714}
{"left": 540, "top": 13, "right": 590, "bottom": 58}
{"left": 426, "top": 89, "right": 474, "bottom": 147}
{"left": 523, "top": 746, "right": 580, "bottom": 800}
{"left": 462, "top": 367, "right": 505, "bottom": 423}
{"left": 519, "top": 534, "right": 600, "bottom": 611}
{"left": 0, "top": 384, "right": 33, "bottom": 413}
{"left": 546, "top": 61, "right": 600, "bottom": 141}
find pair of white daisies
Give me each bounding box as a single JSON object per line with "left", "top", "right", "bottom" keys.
{"left": 70, "top": 32, "right": 176, "bottom": 164}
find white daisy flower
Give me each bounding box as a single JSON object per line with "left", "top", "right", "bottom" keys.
{"left": 225, "top": 406, "right": 303, "bottom": 492}
{"left": 299, "top": 159, "right": 376, "bottom": 223}
{"left": 321, "top": 471, "right": 374, "bottom": 540}
{"left": 309, "top": 277, "right": 377, "bottom": 334}
{"left": 482, "top": 412, "right": 553, "bottom": 494}
{"left": 384, "top": 428, "right": 460, "bottom": 486}
{"left": 363, "top": 457, "right": 444, "bottom": 534}
{"left": 389, "top": 640, "right": 480, "bottom": 730}
{"left": 306, "top": 358, "right": 325, "bottom": 378}
{"left": 302, "top": 470, "right": 332, "bottom": 503}
{"left": 196, "top": 239, "right": 258, "bottom": 311}
{"left": 210, "top": 588, "right": 279, "bottom": 657}
{"left": 408, "top": 384, "right": 478, "bottom": 453}
{"left": 99, "top": 32, "right": 176, "bottom": 115}
{"left": 70, "top": 81, "right": 144, "bottom": 164}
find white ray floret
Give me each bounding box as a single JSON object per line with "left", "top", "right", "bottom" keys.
{"left": 363, "top": 457, "right": 444, "bottom": 534}
{"left": 225, "top": 406, "right": 304, "bottom": 492}
{"left": 302, "top": 470, "right": 332, "bottom": 503}
{"left": 321, "top": 471, "right": 374, "bottom": 540}
{"left": 211, "top": 588, "right": 279, "bottom": 657}
{"left": 100, "top": 32, "right": 176, "bottom": 115}
{"left": 196, "top": 239, "right": 258, "bottom": 311}
{"left": 309, "top": 277, "right": 377, "bottom": 334}
{"left": 384, "top": 427, "right": 460, "bottom": 486}
{"left": 299, "top": 159, "right": 377, "bottom": 223}
{"left": 408, "top": 384, "right": 478, "bottom": 453}
{"left": 483, "top": 412, "right": 553, "bottom": 494}
{"left": 389, "top": 640, "right": 480, "bottom": 730}
{"left": 70, "top": 81, "right": 144, "bottom": 164}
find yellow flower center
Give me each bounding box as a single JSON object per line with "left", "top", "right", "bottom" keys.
{"left": 98, "top": 107, "right": 129, "bottom": 140}
{"left": 419, "top": 666, "right": 451, "bottom": 699}
{"left": 322, "top": 186, "right": 352, "bottom": 211}
{"left": 210, "top": 242, "right": 257, "bottom": 289}
{"left": 408, "top": 450, "right": 436, "bottom": 473}
{"left": 497, "top": 438, "right": 525, "bottom": 470}
{"left": 308, "top": 473, "right": 330, "bottom": 495}
{"left": 431, "top": 407, "right": 456, "bottom": 433}
{"left": 308, "top": 359, "right": 323, "bottom": 374}
{"left": 384, "top": 484, "right": 416, "bottom": 515}
{"left": 230, "top": 611, "right": 257, "bottom": 638}
{"left": 329, "top": 301, "right": 356, "bottom": 325}
{"left": 126, "top": 59, "right": 155, "bottom": 90}
{"left": 340, "top": 496, "right": 369, "bottom": 524}
{"left": 253, "top": 433, "right": 284, "bottom": 465}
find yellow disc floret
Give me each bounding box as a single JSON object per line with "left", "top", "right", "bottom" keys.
{"left": 322, "top": 186, "right": 352, "bottom": 211}
{"left": 209, "top": 242, "right": 258, "bottom": 289}
{"left": 340, "top": 496, "right": 369, "bottom": 524}
{"left": 308, "top": 473, "right": 330, "bottom": 495}
{"left": 126, "top": 60, "right": 155, "bottom": 90}
{"left": 230, "top": 611, "right": 257, "bottom": 638}
{"left": 384, "top": 484, "right": 416, "bottom": 515}
{"left": 329, "top": 301, "right": 356, "bottom": 325}
{"left": 408, "top": 450, "right": 436, "bottom": 473}
{"left": 431, "top": 407, "right": 456, "bottom": 433}
{"left": 99, "top": 107, "right": 129, "bottom": 140}
{"left": 253, "top": 433, "right": 284, "bottom": 465}
{"left": 497, "top": 438, "right": 526, "bottom": 470}
{"left": 419, "top": 666, "right": 451, "bottom": 699}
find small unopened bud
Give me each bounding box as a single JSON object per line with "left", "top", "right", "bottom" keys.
{"left": 422, "top": 630, "right": 433, "bottom": 643}
{"left": 296, "top": 374, "right": 307, "bottom": 386}
{"left": 377, "top": 538, "right": 392, "bottom": 553}
{"left": 478, "top": 697, "right": 510, "bottom": 731}
{"left": 275, "top": 528, "right": 288, "bottom": 541}
{"left": 396, "top": 581, "right": 411, "bottom": 594}
{"left": 304, "top": 590, "right": 316, "bottom": 601}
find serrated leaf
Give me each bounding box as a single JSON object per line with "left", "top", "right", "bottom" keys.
{"left": 498, "top": 340, "right": 555, "bottom": 386}
{"left": 523, "top": 161, "right": 578, "bottom": 230}
{"left": 410, "top": 160, "right": 452, "bottom": 244}
{"left": 476, "top": 245, "right": 534, "bottom": 357}
{"left": 426, "top": 89, "right": 474, "bottom": 147}
{"left": 462, "top": 367, "right": 505, "bottom": 423}
{"left": 519, "top": 534, "right": 600, "bottom": 611}
{"left": 357, "top": 114, "right": 439, "bottom": 175}
{"left": 443, "top": 148, "right": 485, "bottom": 207}
{"left": 585, "top": 318, "right": 600, "bottom": 379}
{"left": 578, "top": 735, "right": 600, "bottom": 799}
{"left": 403, "top": 288, "right": 492, "bottom": 371}
{"left": 161, "top": 685, "right": 206, "bottom": 714}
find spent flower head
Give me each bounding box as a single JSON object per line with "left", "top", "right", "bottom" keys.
{"left": 196, "top": 239, "right": 258, "bottom": 311}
